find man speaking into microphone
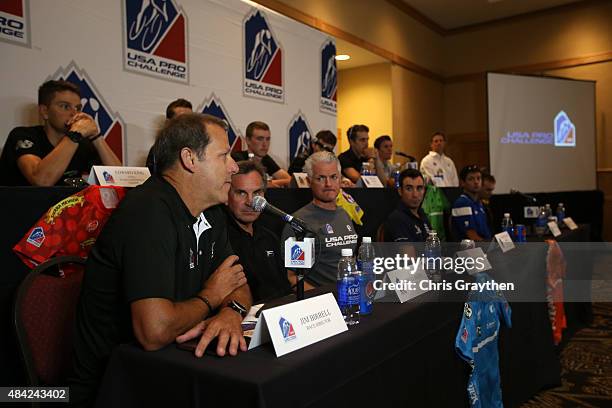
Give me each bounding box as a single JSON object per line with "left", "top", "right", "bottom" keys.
{"left": 280, "top": 151, "right": 358, "bottom": 287}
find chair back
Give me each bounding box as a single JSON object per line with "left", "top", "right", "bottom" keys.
{"left": 14, "top": 256, "right": 85, "bottom": 385}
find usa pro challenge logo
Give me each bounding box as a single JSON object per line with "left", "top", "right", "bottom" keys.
{"left": 290, "top": 244, "right": 305, "bottom": 266}
{"left": 288, "top": 111, "right": 312, "bottom": 164}
{"left": 279, "top": 317, "right": 296, "bottom": 342}
{"left": 199, "top": 94, "right": 243, "bottom": 152}
{"left": 51, "top": 62, "right": 126, "bottom": 162}
{"left": 0, "top": 0, "right": 30, "bottom": 46}
{"left": 122, "top": 0, "right": 189, "bottom": 83}
{"left": 243, "top": 9, "right": 283, "bottom": 103}
{"left": 320, "top": 39, "right": 337, "bottom": 115}
{"left": 554, "top": 110, "right": 576, "bottom": 147}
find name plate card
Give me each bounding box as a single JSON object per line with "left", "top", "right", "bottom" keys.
{"left": 494, "top": 231, "right": 515, "bottom": 253}
{"left": 360, "top": 175, "right": 384, "bottom": 188}
{"left": 248, "top": 293, "right": 347, "bottom": 357}
{"left": 548, "top": 221, "right": 562, "bottom": 237}
{"left": 88, "top": 166, "right": 150, "bottom": 187}
{"left": 384, "top": 267, "right": 431, "bottom": 303}
{"left": 563, "top": 217, "right": 578, "bottom": 230}
{"left": 293, "top": 172, "right": 310, "bottom": 188}
{"left": 455, "top": 247, "right": 492, "bottom": 276}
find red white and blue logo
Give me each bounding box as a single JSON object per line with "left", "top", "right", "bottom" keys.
{"left": 50, "top": 62, "right": 126, "bottom": 163}
{"left": 288, "top": 111, "right": 312, "bottom": 163}
{"left": 122, "top": 0, "right": 189, "bottom": 83}
{"left": 320, "top": 39, "right": 337, "bottom": 115}
{"left": 554, "top": 110, "right": 576, "bottom": 147}
{"left": 290, "top": 243, "right": 305, "bottom": 266}
{"left": 199, "top": 94, "right": 243, "bottom": 152}
{"left": 0, "top": 0, "right": 30, "bottom": 46}
{"left": 243, "top": 9, "right": 283, "bottom": 103}
{"left": 26, "top": 226, "right": 45, "bottom": 248}
{"left": 279, "top": 317, "right": 296, "bottom": 342}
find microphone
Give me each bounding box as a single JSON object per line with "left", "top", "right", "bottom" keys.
{"left": 510, "top": 188, "right": 537, "bottom": 203}
{"left": 395, "top": 151, "right": 417, "bottom": 162}
{"left": 251, "top": 196, "right": 312, "bottom": 234}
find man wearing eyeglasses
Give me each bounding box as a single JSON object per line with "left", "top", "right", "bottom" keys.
{"left": 383, "top": 168, "right": 431, "bottom": 242}
{"left": 288, "top": 129, "right": 336, "bottom": 175}
{"left": 226, "top": 160, "right": 292, "bottom": 302}
{"left": 0, "top": 80, "right": 121, "bottom": 186}
{"left": 451, "top": 165, "right": 492, "bottom": 241}
{"left": 281, "top": 151, "right": 358, "bottom": 287}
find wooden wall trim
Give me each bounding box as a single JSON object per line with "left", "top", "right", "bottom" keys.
{"left": 252, "top": 0, "right": 443, "bottom": 81}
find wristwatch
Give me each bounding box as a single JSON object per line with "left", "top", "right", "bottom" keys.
{"left": 226, "top": 300, "right": 247, "bottom": 318}
{"left": 65, "top": 131, "right": 83, "bottom": 144}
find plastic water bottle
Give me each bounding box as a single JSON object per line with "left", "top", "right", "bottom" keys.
{"left": 337, "top": 248, "right": 360, "bottom": 325}
{"left": 360, "top": 162, "right": 370, "bottom": 176}
{"left": 393, "top": 163, "right": 401, "bottom": 188}
{"left": 357, "top": 237, "right": 375, "bottom": 316}
{"left": 501, "top": 213, "right": 514, "bottom": 239}
{"left": 535, "top": 207, "right": 547, "bottom": 237}
{"left": 556, "top": 203, "right": 566, "bottom": 224}
{"left": 544, "top": 204, "right": 552, "bottom": 218}
{"left": 424, "top": 231, "right": 442, "bottom": 282}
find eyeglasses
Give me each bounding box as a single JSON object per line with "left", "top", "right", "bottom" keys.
{"left": 312, "top": 174, "right": 339, "bottom": 184}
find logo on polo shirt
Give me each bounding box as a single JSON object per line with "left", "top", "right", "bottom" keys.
{"left": 123, "top": 0, "right": 189, "bottom": 83}
{"left": 15, "top": 139, "right": 33, "bottom": 150}
{"left": 324, "top": 224, "right": 334, "bottom": 234}
{"left": 288, "top": 111, "right": 312, "bottom": 163}
{"left": 199, "top": 94, "right": 243, "bottom": 152}
{"left": 0, "top": 0, "right": 30, "bottom": 47}
{"left": 189, "top": 248, "right": 195, "bottom": 269}
{"left": 320, "top": 39, "right": 337, "bottom": 115}
{"left": 50, "top": 62, "right": 126, "bottom": 162}
{"left": 279, "top": 317, "right": 296, "bottom": 342}
{"left": 266, "top": 250, "right": 275, "bottom": 257}
{"left": 243, "top": 9, "right": 283, "bottom": 102}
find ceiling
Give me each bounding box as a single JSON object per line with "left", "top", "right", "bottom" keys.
{"left": 401, "top": 0, "right": 585, "bottom": 30}
{"left": 335, "top": 38, "right": 388, "bottom": 71}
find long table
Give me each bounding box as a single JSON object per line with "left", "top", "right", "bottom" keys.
{"left": 95, "top": 234, "right": 579, "bottom": 408}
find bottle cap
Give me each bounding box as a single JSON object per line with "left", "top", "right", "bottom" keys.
{"left": 341, "top": 248, "right": 353, "bottom": 257}
{"left": 504, "top": 213, "right": 510, "bottom": 218}
{"left": 362, "top": 237, "right": 371, "bottom": 243}
{"left": 558, "top": 202, "right": 564, "bottom": 206}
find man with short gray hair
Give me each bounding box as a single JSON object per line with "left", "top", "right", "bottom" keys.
{"left": 281, "top": 151, "right": 358, "bottom": 287}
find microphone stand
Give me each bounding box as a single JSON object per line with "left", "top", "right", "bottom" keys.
{"left": 290, "top": 224, "right": 312, "bottom": 302}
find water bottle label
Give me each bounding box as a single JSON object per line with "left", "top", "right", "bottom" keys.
{"left": 338, "top": 276, "right": 360, "bottom": 306}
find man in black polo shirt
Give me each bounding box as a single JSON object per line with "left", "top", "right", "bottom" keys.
{"left": 383, "top": 168, "right": 432, "bottom": 242}
{"left": 0, "top": 80, "right": 121, "bottom": 186}
{"left": 70, "top": 114, "right": 251, "bottom": 406}
{"left": 226, "top": 160, "right": 292, "bottom": 302}
{"left": 338, "top": 124, "right": 376, "bottom": 183}
{"left": 231, "top": 121, "right": 291, "bottom": 187}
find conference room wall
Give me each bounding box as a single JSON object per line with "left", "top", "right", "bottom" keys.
{"left": 336, "top": 63, "right": 393, "bottom": 153}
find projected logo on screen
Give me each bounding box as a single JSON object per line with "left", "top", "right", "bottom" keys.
{"left": 320, "top": 39, "right": 337, "bottom": 115}
{"left": 554, "top": 111, "right": 576, "bottom": 147}
{"left": 0, "top": 0, "right": 30, "bottom": 46}
{"left": 243, "top": 9, "right": 284, "bottom": 103}
{"left": 199, "top": 94, "right": 243, "bottom": 152}
{"left": 122, "top": 0, "right": 189, "bottom": 83}
{"left": 288, "top": 111, "right": 312, "bottom": 163}
{"left": 501, "top": 110, "right": 576, "bottom": 148}
{"left": 51, "top": 62, "right": 126, "bottom": 162}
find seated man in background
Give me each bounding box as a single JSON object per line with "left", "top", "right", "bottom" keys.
{"left": 384, "top": 168, "right": 431, "bottom": 242}
{"left": 338, "top": 124, "right": 376, "bottom": 183}
{"left": 480, "top": 172, "right": 496, "bottom": 233}
{"left": 226, "top": 160, "right": 292, "bottom": 302}
{"left": 281, "top": 151, "right": 358, "bottom": 287}
{"left": 452, "top": 165, "right": 492, "bottom": 241}
{"left": 146, "top": 98, "right": 193, "bottom": 173}
{"left": 232, "top": 121, "right": 291, "bottom": 188}
{"left": 288, "top": 129, "right": 336, "bottom": 175}
{"left": 374, "top": 135, "right": 395, "bottom": 188}
{"left": 0, "top": 80, "right": 121, "bottom": 186}
{"left": 420, "top": 131, "right": 458, "bottom": 187}
{"left": 70, "top": 114, "right": 251, "bottom": 406}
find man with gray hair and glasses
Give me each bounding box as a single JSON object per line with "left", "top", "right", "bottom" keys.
{"left": 280, "top": 151, "right": 358, "bottom": 287}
